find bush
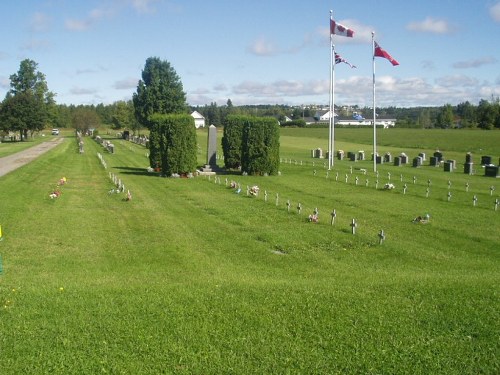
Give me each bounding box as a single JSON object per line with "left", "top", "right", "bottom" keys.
{"left": 222, "top": 115, "right": 248, "bottom": 169}
{"left": 148, "top": 114, "right": 197, "bottom": 175}
{"left": 241, "top": 117, "right": 280, "bottom": 175}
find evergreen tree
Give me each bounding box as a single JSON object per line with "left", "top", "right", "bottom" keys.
{"left": 241, "top": 117, "right": 280, "bottom": 176}
{"left": 149, "top": 114, "right": 197, "bottom": 176}
{"left": 133, "top": 57, "right": 187, "bottom": 168}
{"left": 222, "top": 115, "right": 247, "bottom": 169}
{"left": 133, "top": 57, "right": 187, "bottom": 129}
{"left": 435, "top": 104, "right": 454, "bottom": 128}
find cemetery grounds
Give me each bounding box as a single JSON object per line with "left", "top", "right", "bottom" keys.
{"left": 0, "top": 128, "right": 498, "bottom": 374}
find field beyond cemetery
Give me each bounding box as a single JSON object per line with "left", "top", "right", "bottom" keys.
{"left": 0, "top": 128, "right": 498, "bottom": 374}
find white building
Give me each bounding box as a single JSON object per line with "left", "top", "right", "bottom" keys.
{"left": 191, "top": 111, "right": 206, "bottom": 129}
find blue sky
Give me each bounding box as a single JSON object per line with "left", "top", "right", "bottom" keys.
{"left": 1, "top": 0, "right": 499, "bottom": 108}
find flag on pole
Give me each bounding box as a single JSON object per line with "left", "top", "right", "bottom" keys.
{"left": 374, "top": 41, "right": 399, "bottom": 66}
{"left": 330, "top": 19, "right": 354, "bottom": 37}
{"left": 335, "top": 53, "right": 357, "bottom": 68}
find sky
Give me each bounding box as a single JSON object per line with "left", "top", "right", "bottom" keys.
{"left": 0, "top": 0, "right": 499, "bottom": 108}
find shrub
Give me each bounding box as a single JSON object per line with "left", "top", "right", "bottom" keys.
{"left": 222, "top": 115, "right": 248, "bottom": 169}
{"left": 149, "top": 114, "right": 197, "bottom": 175}
{"left": 241, "top": 117, "right": 280, "bottom": 175}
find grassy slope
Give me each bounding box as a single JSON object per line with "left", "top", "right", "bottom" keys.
{"left": 0, "top": 129, "right": 498, "bottom": 374}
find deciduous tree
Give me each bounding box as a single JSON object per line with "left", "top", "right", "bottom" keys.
{"left": 1, "top": 59, "right": 55, "bottom": 140}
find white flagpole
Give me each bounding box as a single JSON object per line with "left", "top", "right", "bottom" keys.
{"left": 372, "top": 31, "right": 377, "bottom": 173}
{"left": 329, "top": 11, "right": 335, "bottom": 170}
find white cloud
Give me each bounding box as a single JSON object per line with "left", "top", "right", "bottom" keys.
{"left": 247, "top": 37, "right": 278, "bottom": 56}
{"left": 130, "top": 0, "right": 160, "bottom": 14}
{"left": 21, "top": 39, "right": 51, "bottom": 51}
{"left": 70, "top": 87, "right": 98, "bottom": 95}
{"left": 113, "top": 78, "right": 138, "bottom": 90}
{"left": 30, "top": 12, "right": 51, "bottom": 32}
{"left": 0, "top": 76, "right": 9, "bottom": 89}
{"left": 65, "top": 18, "right": 91, "bottom": 31}
{"left": 64, "top": 5, "right": 115, "bottom": 31}
{"left": 453, "top": 56, "right": 498, "bottom": 69}
{"left": 213, "top": 83, "right": 227, "bottom": 91}
{"left": 407, "top": 17, "right": 453, "bottom": 34}
{"left": 421, "top": 60, "right": 436, "bottom": 70}
{"left": 436, "top": 75, "right": 479, "bottom": 88}
{"left": 490, "top": 2, "right": 500, "bottom": 22}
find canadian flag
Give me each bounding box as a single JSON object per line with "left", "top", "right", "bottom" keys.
{"left": 374, "top": 41, "right": 399, "bottom": 66}
{"left": 330, "top": 19, "right": 354, "bottom": 37}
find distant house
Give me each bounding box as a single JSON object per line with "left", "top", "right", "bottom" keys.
{"left": 307, "top": 110, "right": 396, "bottom": 128}
{"left": 191, "top": 111, "right": 206, "bottom": 129}
{"left": 335, "top": 116, "right": 396, "bottom": 129}
{"left": 314, "top": 110, "right": 338, "bottom": 121}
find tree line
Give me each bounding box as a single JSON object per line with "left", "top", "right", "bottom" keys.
{"left": 1, "top": 59, "right": 499, "bottom": 142}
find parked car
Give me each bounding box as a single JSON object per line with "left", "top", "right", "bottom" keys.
{"left": 51, "top": 128, "right": 60, "bottom": 135}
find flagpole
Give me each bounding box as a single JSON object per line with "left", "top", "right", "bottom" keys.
{"left": 328, "top": 10, "right": 335, "bottom": 170}
{"left": 372, "top": 31, "right": 377, "bottom": 173}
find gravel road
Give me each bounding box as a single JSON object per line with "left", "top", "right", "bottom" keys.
{"left": 0, "top": 138, "right": 65, "bottom": 178}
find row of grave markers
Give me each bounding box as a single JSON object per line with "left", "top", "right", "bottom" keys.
{"left": 308, "top": 150, "right": 499, "bottom": 177}
{"left": 312, "top": 167, "right": 498, "bottom": 210}
{"left": 207, "top": 175, "right": 387, "bottom": 244}
{"left": 97, "top": 152, "right": 132, "bottom": 201}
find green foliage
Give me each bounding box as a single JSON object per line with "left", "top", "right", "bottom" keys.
{"left": 110, "top": 101, "right": 134, "bottom": 130}
{"left": 133, "top": 57, "right": 187, "bottom": 129}
{"left": 221, "top": 115, "right": 247, "bottom": 169}
{"left": 149, "top": 113, "right": 197, "bottom": 175}
{"left": 281, "top": 119, "right": 306, "bottom": 127}
{"left": 0, "top": 92, "right": 46, "bottom": 136}
{"left": 1, "top": 59, "right": 54, "bottom": 140}
{"left": 241, "top": 116, "right": 280, "bottom": 175}
{"left": 477, "top": 99, "right": 499, "bottom": 130}
{"left": 147, "top": 121, "right": 161, "bottom": 169}
{"left": 435, "top": 104, "right": 455, "bottom": 128}
{"left": 71, "top": 106, "right": 101, "bottom": 133}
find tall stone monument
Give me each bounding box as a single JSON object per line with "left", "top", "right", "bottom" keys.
{"left": 199, "top": 124, "right": 218, "bottom": 175}
{"left": 207, "top": 124, "right": 217, "bottom": 167}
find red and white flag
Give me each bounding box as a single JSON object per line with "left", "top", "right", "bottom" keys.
{"left": 330, "top": 19, "right": 354, "bottom": 37}
{"left": 335, "top": 53, "right": 356, "bottom": 68}
{"left": 374, "top": 41, "right": 399, "bottom": 66}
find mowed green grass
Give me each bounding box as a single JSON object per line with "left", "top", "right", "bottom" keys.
{"left": 0, "top": 129, "right": 499, "bottom": 374}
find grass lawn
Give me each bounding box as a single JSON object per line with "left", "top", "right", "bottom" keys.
{"left": 0, "top": 128, "right": 498, "bottom": 374}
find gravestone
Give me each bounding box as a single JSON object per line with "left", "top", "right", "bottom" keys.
{"left": 446, "top": 159, "right": 456, "bottom": 170}
{"left": 358, "top": 151, "right": 365, "bottom": 161}
{"left": 399, "top": 153, "right": 408, "bottom": 164}
{"left": 444, "top": 161, "right": 453, "bottom": 172}
{"left": 376, "top": 155, "right": 383, "bottom": 164}
{"left": 348, "top": 152, "right": 357, "bottom": 162}
{"left": 464, "top": 163, "right": 474, "bottom": 175}
{"left": 418, "top": 152, "right": 426, "bottom": 161}
{"left": 384, "top": 152, "right": 392, "bottom": 163}
{"left": 429, "top": 156, "right": 439, "bottom": 167}
{"left": 394, "top": 156, "right": 402, "bottom": 166}
{"left": 412, "top": 157, "right": 422, "bottom": 168}
{"left": 337, "top": 150, "right": 344, "bottom": 160}
{"left": 199, "top": 125, "right": 218, "bottom": 175}
{"left": 434, "top": 150, "right": 443, "bottom": 162}
{"left": 465, "top": 152, "right": 473, "bottom": 164}
{"left": 481, "top": 155, "right": 492, "bottom": 165}
{"left": 485, "top": 165, "right": 499, "bottom": 177}
{"left": 207, "top": 125, "right": 217, "bottom": 167}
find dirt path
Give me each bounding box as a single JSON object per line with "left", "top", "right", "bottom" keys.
{"left": 0, "top": 137, "right": 66, "bottom": 178}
